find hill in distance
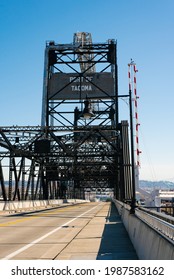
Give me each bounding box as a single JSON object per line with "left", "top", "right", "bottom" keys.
{"left": 139, "top": 180, "right": 174, "bottom": 190}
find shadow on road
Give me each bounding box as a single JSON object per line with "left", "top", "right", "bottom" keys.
{"left": 96, "top": 202, "right": 138, "bottom": 260}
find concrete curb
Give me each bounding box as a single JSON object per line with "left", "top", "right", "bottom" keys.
{"left": 0, "top": 199, "right": 88, "bottom": 214}
{"left": 113, "top": 199, "right": 174, "bottom": 260}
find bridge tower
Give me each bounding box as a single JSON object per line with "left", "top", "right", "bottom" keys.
{"left": 39, "top": 32, "right": 133, "bottom": 201}
{"left": 0, "top": 33, "right": 135, "bottom": 204}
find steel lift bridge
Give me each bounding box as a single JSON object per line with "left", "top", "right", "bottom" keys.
{"left": 0, "top": 33, "right": 135, "bottom": 206}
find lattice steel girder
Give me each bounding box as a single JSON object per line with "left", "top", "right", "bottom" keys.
{"left": 39, "top": 38, "right": 119, "bottom": 199}
{"left": 0, "top": 122, "right": 131, "bottom": 201}
{"left": 0, "top": 124, "right": 120, "bottom": 200}
{"left": 0, "top": 126, "right": 119, "bottom": 155}
{"left": 41, "top": 38, "right": 118, "bottom": 126}
{"left": 0, "top": 37, "right": 134, "bottom": 202}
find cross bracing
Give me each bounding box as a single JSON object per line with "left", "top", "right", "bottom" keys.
{"left": 0, "top": 35, "right": 134, "bottom": 203}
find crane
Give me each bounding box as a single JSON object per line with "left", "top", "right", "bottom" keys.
{"left": 73, "top": 32, "right": 96, "bottom": 73}
{"left": 73, "top": 32, "right": 96, "bottom": 118}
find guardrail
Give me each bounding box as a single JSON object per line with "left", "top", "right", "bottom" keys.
{"left": 138, "top": 206, "right": 174, "bottom": 224}
{"left": 114, "top": 199, "right": 174, "bottom": 243}
{"left": 113, "top": 199, "right": 174, "bottom": 259}
{"left": 135, "top": 208, "right": 174, "bottom": 243}
{"left": 0, "top": 199, "right": 88, "bottom": 214}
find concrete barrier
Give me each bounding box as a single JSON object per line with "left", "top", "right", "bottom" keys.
{"left": 113, "top": 199, "right": 174, "bottom": 260}
{"left": 0, "top": 199, "right": 88, "bottom": 213}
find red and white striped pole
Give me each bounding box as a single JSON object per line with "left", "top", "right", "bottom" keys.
{"left": 128, "top": 60, "right": 141, "bottom": 167}
{"left": 133, "top": 64, "right": 141, "bottom": 167}
{"left": 128, "top": 62, "right": 131, "bottom": 92}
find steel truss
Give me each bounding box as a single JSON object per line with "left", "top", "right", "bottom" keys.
{"left": 0, "top": 36, "right": 134, "bottom": 202}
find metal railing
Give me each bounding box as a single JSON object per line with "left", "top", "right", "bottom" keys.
{"left": 135, "top": 208, "right": 174, "bottom": 243}
{"left": 113, "top": 199, "right": 174, "bottom": 243}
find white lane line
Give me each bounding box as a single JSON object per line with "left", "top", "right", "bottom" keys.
{"left": 1, "top": 203, "right": 102, "bottom": 260}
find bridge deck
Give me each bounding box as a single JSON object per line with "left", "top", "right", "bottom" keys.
{"left": 0, "top": 202, "right": 138, "bottom": 260}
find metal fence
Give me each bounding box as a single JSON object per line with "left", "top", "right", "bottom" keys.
{"left": 135, "top": 208, "right": 174, "bottom": 243}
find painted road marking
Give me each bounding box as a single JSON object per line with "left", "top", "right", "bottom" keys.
{"left": 1, "top": 203, "right": 102, "bottom": 260}
{"left": 0, "top": 204, "right": 88, "bottom": 227}
{"left": 0, "top": 216, "right": 38, "bottom": 227}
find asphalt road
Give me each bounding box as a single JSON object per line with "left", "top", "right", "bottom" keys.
{"left": 0, "top": 201, "right": 138, "bottom": 260}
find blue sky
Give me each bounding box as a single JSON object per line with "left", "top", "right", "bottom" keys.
{"left": 0, "top": 0, "right": 174, "bottom": 181}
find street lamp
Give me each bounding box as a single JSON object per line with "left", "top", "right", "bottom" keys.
{"left": 82, "top": 98, "right": 95, "bottom": 119}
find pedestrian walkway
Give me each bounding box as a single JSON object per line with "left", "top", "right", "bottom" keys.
{"left": 96, "top": 202, "right": 138, "bottom": 260}
{"left": 56, "top": 202, "right": 138, "bottom": 260}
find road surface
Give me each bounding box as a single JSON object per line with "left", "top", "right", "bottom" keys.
{"left": 0, "top": 201, "right": 138, "bottom": 260}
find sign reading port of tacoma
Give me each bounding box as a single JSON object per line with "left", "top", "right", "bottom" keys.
{"left": 48, "top": 72, "right": 114, "bottom": 100}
